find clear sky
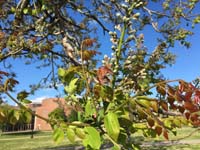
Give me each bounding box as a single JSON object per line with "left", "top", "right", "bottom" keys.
{"left": 1, "top": 2, "right": 200, "bottom": 105}
{"left": 3, "top": 25, "right": 200, "bottom": 105}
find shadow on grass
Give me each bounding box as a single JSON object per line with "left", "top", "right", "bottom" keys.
{"left": 33, "top": 142, "right": 114, "bottom": 150}
{"left": 142, "top": 144, "right": 191, "bottom": 150}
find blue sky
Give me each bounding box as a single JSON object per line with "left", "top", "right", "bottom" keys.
{"left": 3, "top": 24, "right": 200, "bottom": 105}
{"left": 1, "top": 2, "right": 200, "bottom": 105}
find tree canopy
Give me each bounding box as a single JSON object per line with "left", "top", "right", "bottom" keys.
{"left": 1, "top": 0, "right": 200, "bottom": 149}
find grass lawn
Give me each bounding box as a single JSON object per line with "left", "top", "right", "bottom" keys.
{"left": 0, "top": 131, "right": 81, "bottom": 150}
{"left": 0, "top": 126, "right": 200, "bottom": 150}
{"left": 133, "top": 126, "right": 200, "bottom": 150}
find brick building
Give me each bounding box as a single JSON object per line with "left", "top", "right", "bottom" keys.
{"left": 29, "top": 97, "right": 71, "bottom": 131}
{"left": 2, "top": 98, "right": 72, "bottom": 133}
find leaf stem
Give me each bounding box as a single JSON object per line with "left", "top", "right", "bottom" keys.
{"left": 104, "top": 134, "right": 121, "bottom": 149}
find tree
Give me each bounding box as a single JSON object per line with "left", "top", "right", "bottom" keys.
{"left": 1, "top": 0, "right": 200, "bottom": 149}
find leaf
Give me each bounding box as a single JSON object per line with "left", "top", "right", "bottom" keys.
{"left": 58, "top": 68, "right": 66, "bottom": 78}
{"left": 22, "top": 111, "right": 32, "bottom": 123}
{"left": 190, "top": 114, "right": 199, "bottom": 122}
{"left": 136, "top": 99, "right": 151, "bottom": 108}
{"left": 167, "top": 96, "right": 175, "bottom": 105}
{"left": 163, "top": 130, "right": 169, "bottom": 140}
{"left": 168, "top": 86, "right": 175, "bottom": 96}
{"left": 137, "top": 107, "right": 147, "bottom": 119}
{"left": 66, "top": 127, "right": 76, "bottom": 143}
{"left": 156, "top": 84, "right": 166, "bottom": 96}
{"left": 53, "top": 127, "right": 65, "bottom": 144}
{"left": 17, "top": 91, "right": 29, "bottom": 100}
{"left": 23, "top": 8, "right": 29, "bottom": 14}
{"left": 81, "top": 50, "right": 101, "bottom": 61}
{"left": 83, "top": 127, "right": 101, "bottom": 150}
{"left": 0, "top": 70, "right": 9, "bottom": 77}
{"left": 178, "top": 106, "right": 185, "bottom": 113}
{"left": 173, "top": 118, "right": 181, "bottom": 128}
{"left": 151, "top": 101, "right": 158, "bottom": 112}
{"left": 82, "top": 38, "right": 96, "bottom": 47}
{"left": 13, "top": 110, "right": 20, "bottom": 121}
{"left": 147, "top": 117, "right": 155, "bottom": 127}
{"left": 164, "top": 118, "right": 172, "bottom": 128}
{"left": 104, "top": 112, "right": 120, "bottom": 141}
{"left": 64, "top": 78, "right": 79, "bottom": 95}
{"left": 184, "top": 101, "right": 197, "bottom": 112}
{"left": 175, "top": 91, "right": 184, "bottom": 102}
{"left": 9, "top": 110, "right": 20, "bottom": 125}
{"left": 21, "top": 99, "right": 32, "bottom": 104}
{"left": 184, "top": 91, "right": 193, "bottom": 101}
{"left": 75, "top": 128, "right": 86, "bottom": 139}
{"left": 185, "top": 112, "right": 190, "bottom": 120}
{"left": 85, "top": 100, "right": 96, "bottom": 118}
{"left": 160, "top": 101, "right": 168, "bottom": 111}
{"left": 155, "top": 126, "right": 162, "bottom": 136}
{"left": 97, "top": 66, "right": 113, "bottom": 84}
{"left": 4, "top": 78, "right": 19, "bottom": 91}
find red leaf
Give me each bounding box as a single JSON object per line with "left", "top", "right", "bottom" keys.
{"left": 147, "top": 117, "right": 155, "bottom": 128}
{"left": 97, "top": 66, "right": 113, "bottom": 84}
{"left": 184, "top": 91, "right": 193, "bottom": 101}
{"left": 194, "top": 95, "right": 200, "bottom": 105}
{"left": 160, "top": 101, "right": 168, "bottom": 111}
{"left": 185, "top": 112, "right": 190, "bottom": 120}
{"left": 163, "top": 130, "right": 169, "bottom": 140}
{"left": 178, "top": 80, "right": 189, "bottom": 93}
{"left": 184, "top": 101, "right": 198, "bottom": 112}
{"left": 81, "top": 50, "right": 101, "bottom": 61}
{"left": 168, "top": 86, "right": 175, "bottom": 96}
{"left": 175, "top": 91, "right": 184, "bottom": 102}
{"left": 156, "top": 84, "right": 166, "bottom": 96}
{"left": 82, "top": 38, "right": 96, "bottom": 47}
{"left": 155, "top": 126, "right": 162, "bottom": 136}
{"left": 167, "top": 96, "right": 175, "bottom": 105}
{"left": 192, "top": 120, "right": 200, "bottom": 127}
{"left": 178, "top": 106, "right": 185, "bottom": 113}
{"left": 190, "top": 114, "right": 199, "bottom": 122}
{"left": 195, "top": 90, "right": 200, "bottom": 96}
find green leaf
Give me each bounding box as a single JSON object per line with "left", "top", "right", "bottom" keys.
{"left": 17, "top": 91, "right": 29, "bottom": 100}
{"left": 22, "top": 111, "right": 32, "bottom": 123}
{"left": 14, "top": 110, "right": 20, "bottom": 120}
{"left": 104, "top": 112, "right": 120, "bottom": 141}
{"left": 41, "top": 4, "right": 47, "bottom": 10}
{"left": 53, "top": 127, "right": 65, "bottom": 144}
{"left": 85, "top": 100, "right": 96, "bottom": 118}
{"left": 23, "top": 8, "right": 29, "bottom": 14}
{"left": 83, "top": 127, "right": 101, "bottom": 150}
{"left": 9, "top": 110, "right": 20, "bottom": 125}
{"left": 136, "top": 99, "right": 151, "bottom": 108}
{"left": 58, "top": 68, "right": 66, "bottom": 78}
{"left": 75, "top": 128, "right": 86, "bottom": 139}
{"left": 21, "top": 99, "right": 32, "bottom": 104}
{"left": 64, "top": 78, "right": 79, "bottom": 95}
{"left": 66, "top": 127, "right": 76, "bottom": 143}
{"left": 173, "top": 118, "right": 182, "bottom": 128}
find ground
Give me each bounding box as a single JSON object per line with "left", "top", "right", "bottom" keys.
{"left": 0, "top": 126, "right": 200, "bottom": 150}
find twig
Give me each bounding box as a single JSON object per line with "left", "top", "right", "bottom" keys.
{"left": 114, "top": 79, "right": 181, "bottom": 112}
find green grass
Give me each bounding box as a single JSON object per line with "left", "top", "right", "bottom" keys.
{"left": 0, "top": 131, "right": 81, "bottom": 150}
{"left": 0, "top": 126, "right": 200, "bottom": 150}
{"left": 132, "top": 126, "right": 200, "bottom": 150}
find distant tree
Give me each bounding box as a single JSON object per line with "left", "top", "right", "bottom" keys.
{"left": 1, "top": 0, "right": 200, "bottom": 149}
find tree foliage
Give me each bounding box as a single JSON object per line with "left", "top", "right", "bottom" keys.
{"left": 1, "top": 0, "right": 200, "bottom": 149}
